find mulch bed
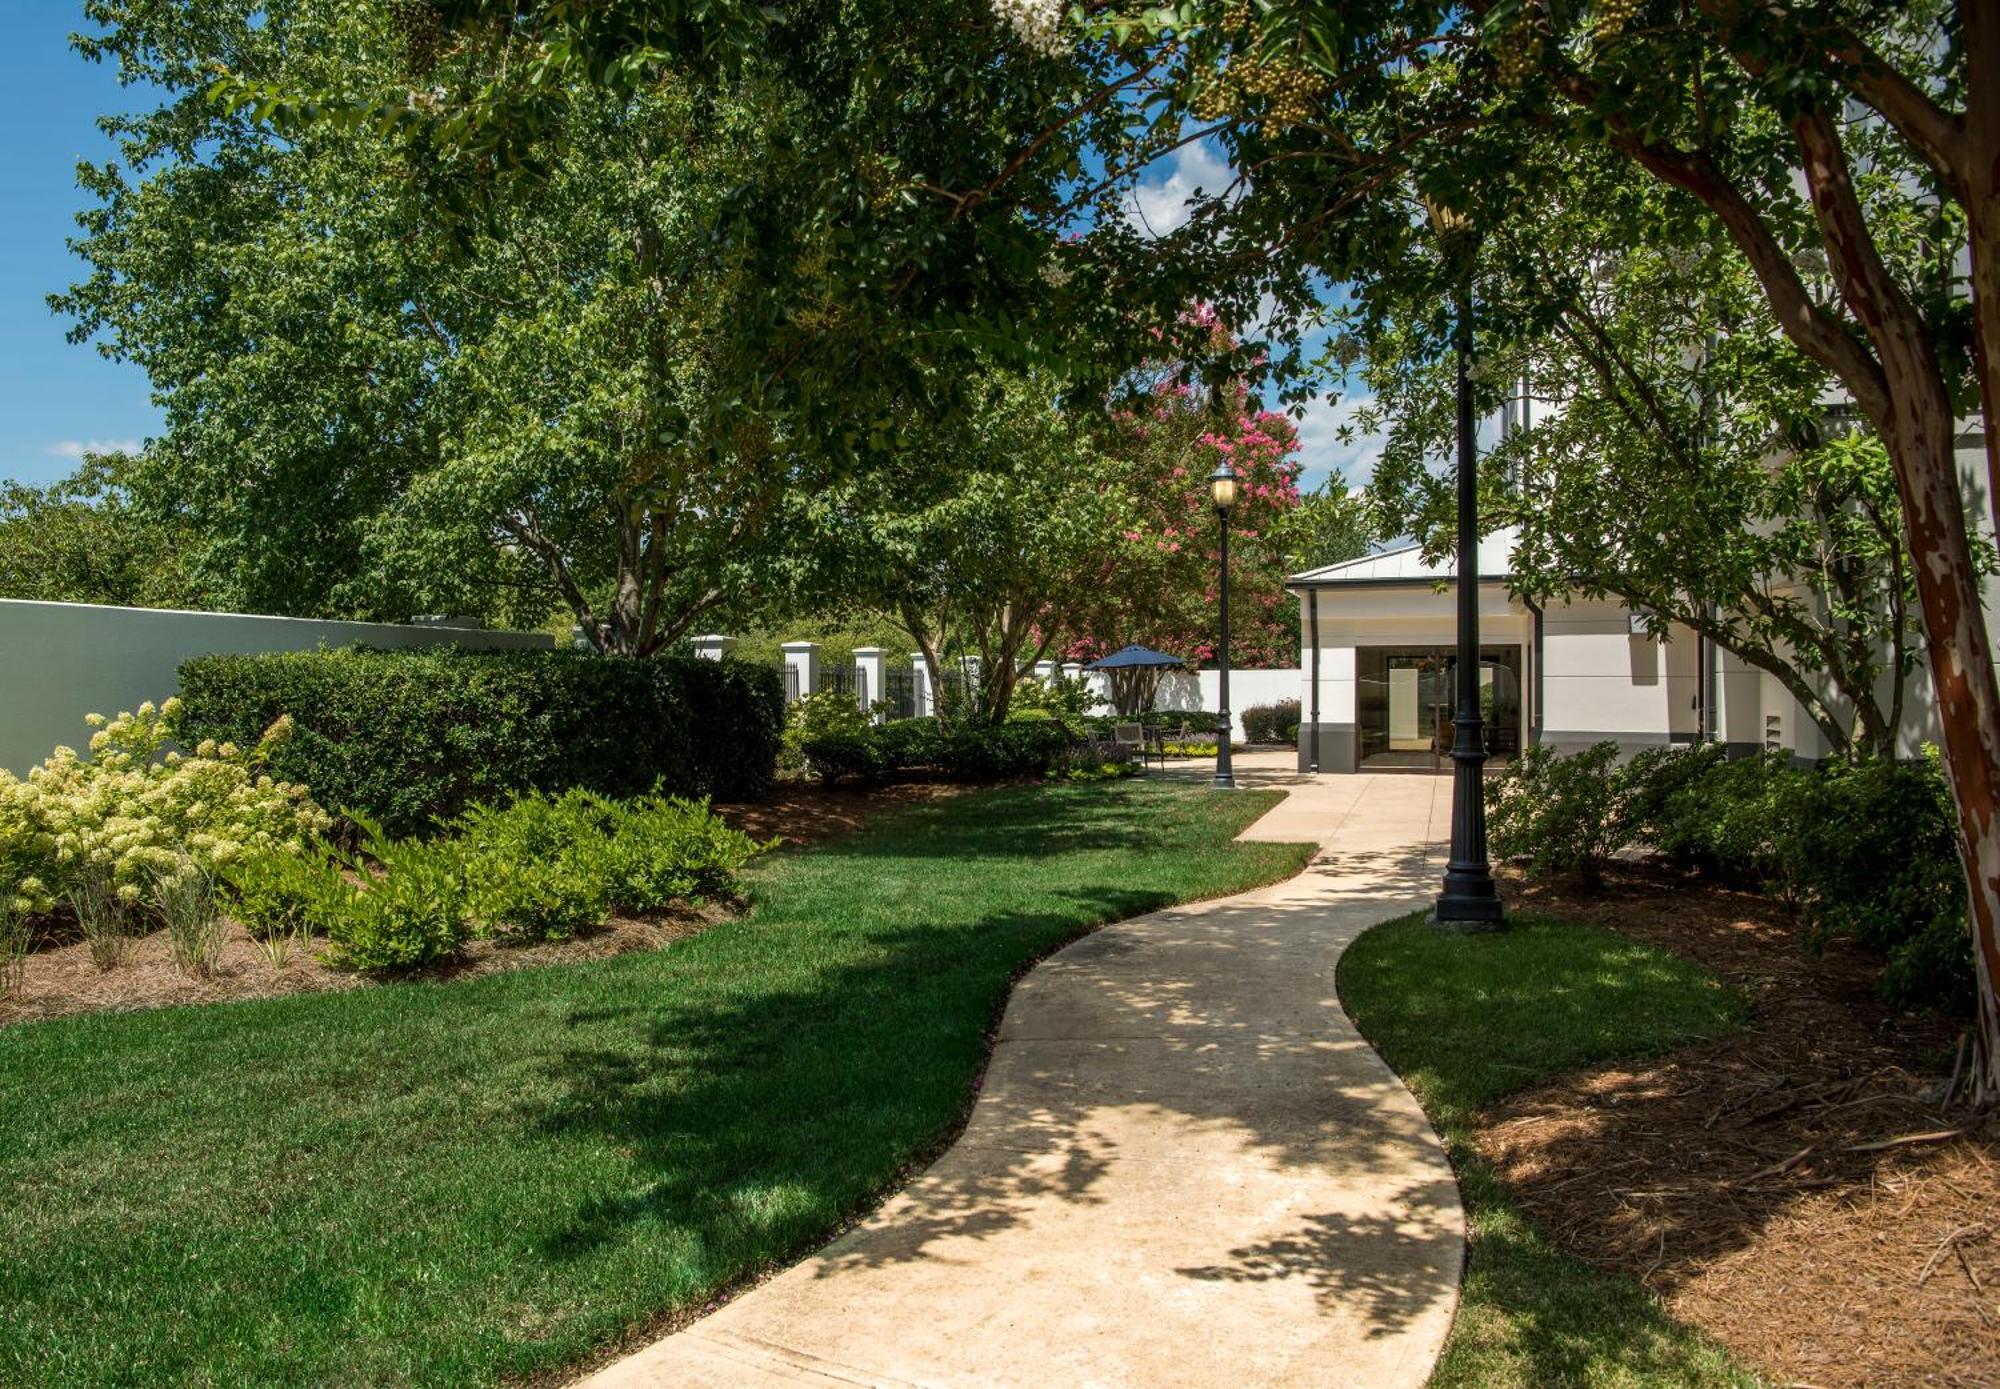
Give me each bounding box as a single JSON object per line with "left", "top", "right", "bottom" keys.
{"left": 1487, "top": 865, "right": 2000, "bottom": 1388}
{"left": 1, "top": 777, "right": 971, "bottom": 1029}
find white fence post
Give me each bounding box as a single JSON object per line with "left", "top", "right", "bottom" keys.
{"left": 780, "top": 641, "right": 820, "bottom": 704}
{"left": 852, "top": 646, "right": 889, "bottom": 723}
{"left": 689, "top": 633, "right": 737, "bottom": 662}
{"left": 911, "top": 652, "right": 931, "bottom": 717}
{"left": 1033, "top": 659, "right": 1058, "bottom": 683}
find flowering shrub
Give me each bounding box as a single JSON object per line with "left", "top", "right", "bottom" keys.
{"left": 0, "top": 699, "right": 328, "bottom": 916}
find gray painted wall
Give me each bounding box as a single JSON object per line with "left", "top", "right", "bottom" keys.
{"left": 0, "top": 600, "right": 553, "bottom": 776}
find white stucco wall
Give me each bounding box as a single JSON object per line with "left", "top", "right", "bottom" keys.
{"left": 1082, "top": 666, "right": 1306, "bottom": 740}
{"left": 1538, "top": 598, "right": 1699, "bottom": 748}
{"left": 0, "top": 599, "right": 554, "bottom": 776}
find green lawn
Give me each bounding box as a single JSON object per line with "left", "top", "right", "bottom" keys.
{"left": 1338, "top": 913, "right": 1763, "bottom": 1389}
{"left": 0, "top": 780, "right": 1311, "bottom": 1388}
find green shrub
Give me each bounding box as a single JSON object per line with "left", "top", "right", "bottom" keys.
{"left": 799, "top": 732, "right": 888, "bottom": 785}
{"left": 1242, "top": 700, "right": 1302, "bottom": 743}
{"left": 454, "top": 789, "right": 765, "bottom": 933}
{"left": 599, "top": 794, "right": 766, "bottom": 911}
{"left": 1010, "top": 673, "right": 1102, "bottom": 718}
{"left": 221, "top": 847, "right": 345, "bottom": 966}
{"left": 800, "top": 718, "right": 1075, "bottom": 783}
{"left": 1489, "top": 742, "right": 1626, "bottom": 883}
{"left": 1658, "top": 750, "right": 1802, "bottom": 885}
{"left": 782, "top": 689, "right": 872, "bottom": 772}
{"left": 1616, "top": 743, "right": 1727, "bottom": 868}
{"left": 1781, "top": 753, "right": 1970, "bottom": 1012}
{"left": 320, "top": 820, "right": 472, "bottom": 971}
{"left": 1511, "top": 741, "right": 1974, "bottom": 1015}
{"left": 174, "top": 648, "right": 783, "bottom": 837}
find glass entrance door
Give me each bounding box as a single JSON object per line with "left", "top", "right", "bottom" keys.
{"left": 1357, "top": 645, "right": 1524, "bottom": 769}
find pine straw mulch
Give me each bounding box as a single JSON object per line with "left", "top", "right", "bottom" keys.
{"left": 1487, "top": 864, "right": 2000, "bottom": 1389}
{"left": 0, "top": 778, "right": 973, "bottom": 1030}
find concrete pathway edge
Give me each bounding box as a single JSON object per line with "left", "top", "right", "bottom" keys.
{"left": 577, "top": 754, "right": 1466, "bottom": 1389}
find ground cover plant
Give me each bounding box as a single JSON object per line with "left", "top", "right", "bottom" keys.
{"left": 0, "top": 779, "right": 1311, "bottom": 1386}
{"left": 1339, "top": 913, "right": 1755, "bottom": 1388}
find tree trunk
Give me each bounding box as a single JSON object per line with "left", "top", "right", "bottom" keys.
{"left": 1885, "top": 404, "right": 2000, "bottom": 1105}
{"left": 1962, "top": 0, "right": 2000, "bottom": 537}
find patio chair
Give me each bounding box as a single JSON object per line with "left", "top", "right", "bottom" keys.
{"left": 1113, "top": 721, "right": 1163, "bottom": 770}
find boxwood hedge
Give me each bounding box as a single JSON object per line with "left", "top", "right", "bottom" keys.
{"left": 174, "top": 648, "right": 783, "bottom": 835}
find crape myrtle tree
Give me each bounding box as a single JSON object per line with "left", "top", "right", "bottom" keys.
{"left": 1361, "top": 145, "right": 1933, "bottom": 757}
{"left": 789, "top": 374, "right": 1130, "bottom": 724}
{"left": 1062, "top": 326, "right": 1309, "bottom": 668}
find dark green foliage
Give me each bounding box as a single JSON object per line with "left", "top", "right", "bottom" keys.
{"left": 799, "top": 717, "right": 1075, "bottom": 784}
{"left": 1488, "top": 743, "right": 1626, "bottom": 883}
{"left": 1781, "top": 755, "right": 1971, "bottom": 1012}
{"left": 1498, "top": 743, "right": 1973, "bottom": 1013}
{"left": 174, "top": 648, "right": 784, "bottom": 835}
{"left": 799, "top": 733, "right": 888, "bottom": 785}
{"left": 1241, "top": 700, "right": 1301, "bottom": 744}
{"left": 1616, "top": 743, "right": 1728, "bottom": 869}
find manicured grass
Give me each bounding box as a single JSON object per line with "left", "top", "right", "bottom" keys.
{"left": 1339, "top": 913, "right": 1761, "bottom": 1388}
{"left": 0, "top": 780, "right": 1309, "bottom": 1388}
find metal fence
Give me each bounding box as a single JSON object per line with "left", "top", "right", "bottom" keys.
{"left": 819, "top": 662, "right": 868, "bottom": 709}
{"left": 882, "top": 666, "right": 918, "bottom": 719}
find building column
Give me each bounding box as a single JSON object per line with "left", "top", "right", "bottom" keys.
{"left": 911, "top": 652, "right": 931, "bottom": 717}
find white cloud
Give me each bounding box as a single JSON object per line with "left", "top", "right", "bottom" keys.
{"left": 1123, "top": 141, "right": 1236, "bottom": 238}
{"left": 1289, "top": 391, "right": 1388, "bottom": 492}
{"left": 45, "top": 438, "right": 143, "bottom": 460}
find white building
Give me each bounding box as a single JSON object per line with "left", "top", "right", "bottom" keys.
{"left": 1287, "top": 444, "right": 1997, "bottom": 774}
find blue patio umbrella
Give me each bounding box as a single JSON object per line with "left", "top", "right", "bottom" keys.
{"left": 1083, "top": 645, "right": 1186, "bottom": 715}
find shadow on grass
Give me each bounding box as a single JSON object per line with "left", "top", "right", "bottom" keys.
{"left": 1340, "top": 912, "right": 1760, "bottom": 1388}
{"left": 514, "top": 789, "right": 1466, "bottom": 1356}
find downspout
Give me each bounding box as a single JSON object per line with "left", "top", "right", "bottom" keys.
{"left": 1308, "top": 587, "right": 1321, "bottom": 772}
{"left": 1524, "top": 595, "right": 1544, "bottom": 746}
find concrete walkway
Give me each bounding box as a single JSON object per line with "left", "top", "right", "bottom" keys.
{"left": 578, "top": 754, "right": 1465, "bottom": 1389}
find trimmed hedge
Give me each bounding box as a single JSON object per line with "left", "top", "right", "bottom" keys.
{"left": 801, "top": 717, "right": 1076, "bottom": 784}
{"left": 1242, "top": 700, "right": 1302, "bottom": 744}
{"left": 175, "top": 648, "right": 783, "bottom": 836}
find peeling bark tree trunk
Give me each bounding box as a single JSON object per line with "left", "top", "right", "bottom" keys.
{"left": 1963, "top": 0, "right": 2000, "bottom": 535}
{"left": 1789, "top": 109, "right": 2000, "bottom": 1106}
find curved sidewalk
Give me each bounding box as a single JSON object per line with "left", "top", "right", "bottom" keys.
{"left": 578, "top": 755, "right": 1464, "bottom": 1389}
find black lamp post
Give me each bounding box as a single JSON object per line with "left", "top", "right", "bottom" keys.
{"left": 1209, "top": 457, "right": 1239, "bottom": 790}
{"left": 1429, "top": 200, "right": 1504, "bottom": 929}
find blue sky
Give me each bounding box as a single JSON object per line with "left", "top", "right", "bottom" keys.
{"left": 1119, "top": 140, "right": 1385, "bottom": 493}
{"left": 0, "top": 11, "right": 1384, "bottom": 494}
{"left": 0, "top": 0, "right": 158, "bottom": 488}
